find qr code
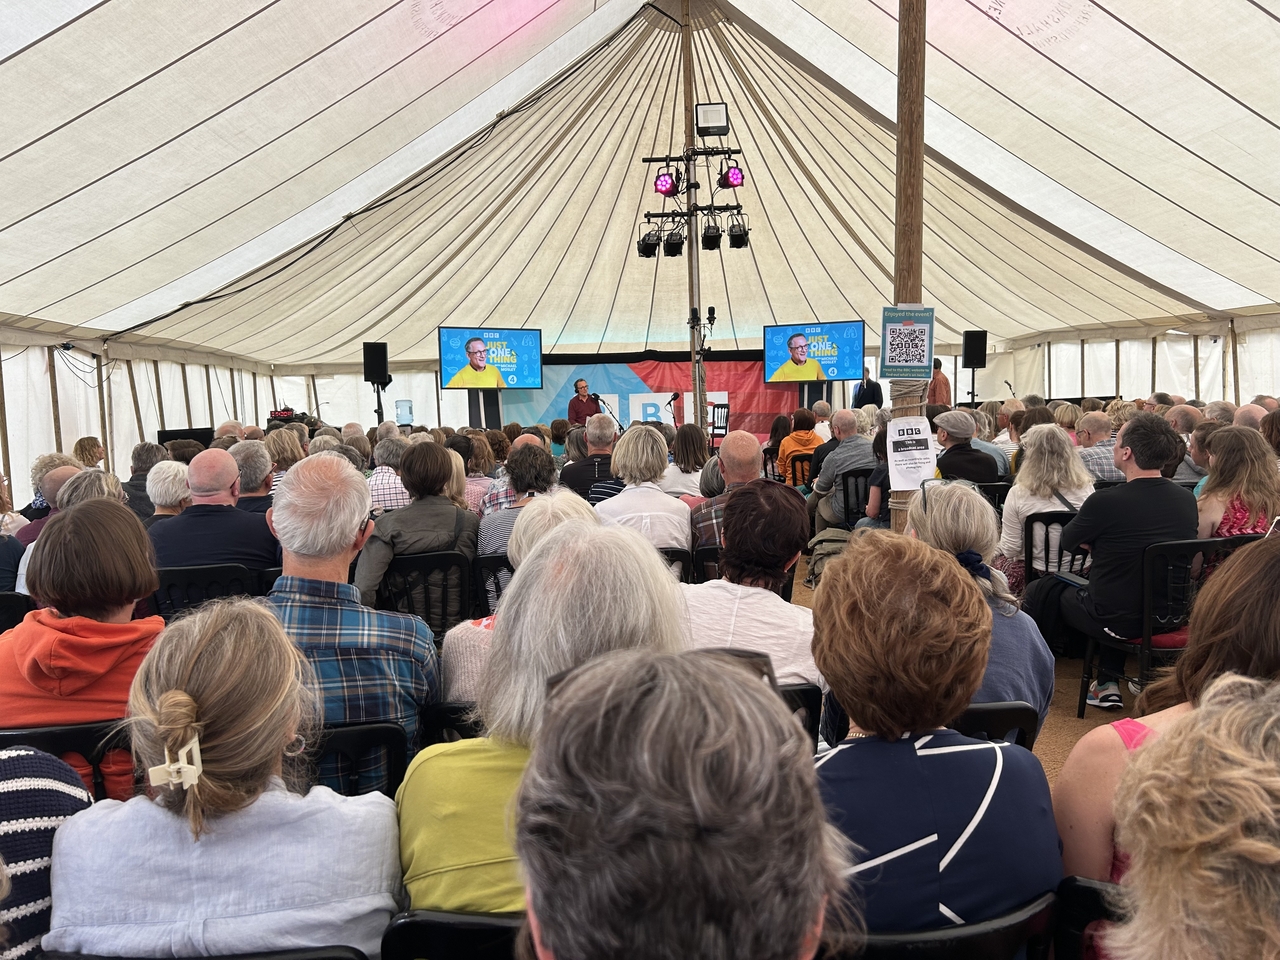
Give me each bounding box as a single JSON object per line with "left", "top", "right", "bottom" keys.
{"left": 886, "top": 324, "right": 929, "bottom": 367}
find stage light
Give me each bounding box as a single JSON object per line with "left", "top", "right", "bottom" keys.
{"left": 663, "top": 228, "right": 685, "bottom": 257}
{"left": 728, "top": 215, "right": 749, "bottom": 249}
{"left": 717, "top": 162, "right": 745, "bottom": 190}
{"left": 695, "top": 102, "right": 730, "bottom": 137}
{"left": 701, "top": 220, "right": 722, "bottom": 251}
{"left": 637, "top": 226, "right": 661, "bottom": 258}
{"left": 653, "top": 166, "right": 681, "bottom": 197}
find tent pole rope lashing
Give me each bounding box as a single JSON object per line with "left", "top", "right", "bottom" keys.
{"left": 47, "top": 346, "right": 64, "bottom": 453}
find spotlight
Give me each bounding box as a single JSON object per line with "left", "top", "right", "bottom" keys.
{"left": 716, "top": 162, "right": 745, "bottom": 190}
{"left": 637, "top": 226, "right": 661, "bottom": 258}
{"left": 663, "top": 228, "right": 685, "bottom": 257}
{"left": 728, "top": 215, "right": 749, "bottom": 249}
{"left": 653, "top": 166, "right": 682, "bottom": 197}
{"left": 701, "top": 220, "right": 722, "bottom": 251}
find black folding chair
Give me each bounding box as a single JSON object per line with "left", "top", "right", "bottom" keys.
{"left": 315, "top": 722, "right": 409, "bottom": 798}
{"left": 1077, "top": 534, "right": 1264, "bottom": 717}
{"left": 709, "top": 403, "right": 730, "bottom": 449}
{"left": 658, "top": 546, "right": 693, "bottom": 583}
{"left": 779, "top": 683, "right": 822, "bottom": 753}
{"left": 829, "top": 892, "right": 1055, "bottom": 959}
{"left": 692, "top": 545, "right": 721, "bottom": 583}
{"left": 1053, "top": 876, "right": 1121, "bottom": 960}
{"left": 790, "top": 453, "right": 814, "bottom": 488}
{"left": 950, "top": 701, "right": 1040, "bottom": 750}
{"left": 45, "top": 949, "right": 367, "bottom": 960}
{"left": 381, "top": 909, "right": 524, "bottom": 960}
{"left": 974, "top": 481, "right": 1013, "bottom": 515}
{"left": 837, "top": 468, "right": 874, "bottom": 529}
{"left": 0, "top": 590, "right": 35, "bottom": 631}
{"left": 472, "top": 553, "right": 515, "bottom": 617}
{"left": 420, "top": 702, "right": 485, "bottom": 746}
{"left": 153, "top": 564, "right": 259, "bottom": 620}
{"left": 1022, "top": 511, "right": 1086, "bottom": 585}
{"left": 0, "top": 720, "right": 131, "bottom": 801}
{"left": 377, "top": 551, "right": 473, "bottom": 638}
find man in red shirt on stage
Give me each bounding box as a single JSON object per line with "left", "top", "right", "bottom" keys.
{"left": 568, "top": 378, "right": 601, "bottom": 425}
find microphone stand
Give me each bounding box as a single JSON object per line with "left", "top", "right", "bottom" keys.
{"left": 666, "top": 394, "right": 680, "bottom": 427}
{"left": 595, "top": 395, "right": 624, "bottom": 432}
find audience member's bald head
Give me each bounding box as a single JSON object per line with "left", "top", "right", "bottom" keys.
{"left": 1076, "top": 412, "right": 1113, "bottom": 449}
{"left": 215, "top": 420, "right": 245, "bottom": 441}
{"left": 1234, "top": 404, "right": 1268, "bottom": 430}
{"left": 41, "top": 465, "right": 83, "bottom": 505}
{"left": 831, "top": 408, "right": 859, "bottom": 439}
{"left": 510, "top": 433, "right": 543, "bottom": 453}
{"left": 187, "top": 449, "right": 241, "bottom": 502}
{"left": 244, "top": 425, "right": 264, "bottom": 441}
{"left": 717, "top": 431, "right": 763, "bottom": 484}
{"left": 1165, "top": 404, "right": 1202, "bottom": 435}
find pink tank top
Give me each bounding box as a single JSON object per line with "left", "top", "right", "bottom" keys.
{"left": 1215, "top": 495, "right": 1271, "bottom": 538}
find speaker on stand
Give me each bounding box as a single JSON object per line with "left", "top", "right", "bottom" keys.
{"left": 363, "top": 342, "right": 391, "bottom": 423}
{"left": 961, "top": 330, "right": 987, "bottom": 405}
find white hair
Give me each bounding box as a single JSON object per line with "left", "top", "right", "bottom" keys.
{"left": 271, "top": 455, "right": 371, "bottom": 559}
{"left": 585, "top": 413, "right": 615, "bottom": 448}
{"left": 507, "top": 488, "right": 600, "bottom": 567}
{"left": 307, "top": 435, "right": 340, "bottom": 454}
{"left": 478, "top": 522, "right": 688, "bottom": 746}
{"left": 146, "top": 461, "right": 190, "bottom": 508}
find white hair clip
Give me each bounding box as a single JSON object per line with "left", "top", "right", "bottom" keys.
{"left": 147, "top": 736, "right": 203, "bottom": 790}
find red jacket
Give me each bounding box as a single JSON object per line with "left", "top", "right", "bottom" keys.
{"left": 0, "top": 609, "right": 164, "bottom": 798}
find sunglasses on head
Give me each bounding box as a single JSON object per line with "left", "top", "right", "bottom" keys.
{"left": 918, "top": 477, "right": 980, "bottom": 512}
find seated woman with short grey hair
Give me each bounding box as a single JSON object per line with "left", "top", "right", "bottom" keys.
{"left": 144, "top": 460, "right": 190, "bottom": 530}
{"left": 396, "top": 521, "right": 687, "bottom": 915}
{"left": 593, "top": 424, "right": 691, "bottom": 550}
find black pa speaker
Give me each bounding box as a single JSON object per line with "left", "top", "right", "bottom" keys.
{"left": 962, "top": 330, "right": 987, "bottom": 369}
{"left": 363, "top": 342, "right": 390, "bottom": 385}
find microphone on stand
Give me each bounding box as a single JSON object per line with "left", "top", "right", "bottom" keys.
{"left": 590, "top": 393, "right": 601, "bottom": 401}
{"left": 1003, "top": 380, "right": 1015, "bottom": 396}
{"left": 665, "top": 392, "right": 680, "bottom": 406}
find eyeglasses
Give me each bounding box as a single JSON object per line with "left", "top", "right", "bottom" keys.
{"left": 467, "top": 348, "right": 487, "bottom": 356}
{"left": 918, "top": 477, "right": 979, "bottom": 512}
{"left": 545, "top": 648, "right": 779, "bottom": 699}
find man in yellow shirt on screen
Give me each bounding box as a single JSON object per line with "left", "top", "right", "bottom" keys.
{"left": 446, "top": 338, "right": 506, "bottom": 389}
{"left": 768, "top": 333, "right": 827, "bottom": 382}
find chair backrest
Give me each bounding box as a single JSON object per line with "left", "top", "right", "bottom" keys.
{"left": 847, "top": 892, "right": 1055, "bottom": 960}
{"left": 1022, "top": 511, "right": 1085, "bottom": 583}
{"left": 692, "top": 545, "right": 721, "bottom": 583}
{"left": 0, "top": 720, "right": 130, "bottom": 801}
{"left": 790, "top": 453, "right": 813, "bottom": 487}
{"left": 154, "top": 564, "right": 258, "bottom": 620}
{"left": 1142, "top": 534, "right": 1264, "bottom": 640}
{"left": 1053, "top": 876, "right": 1120, "bottom": 960}
{"left": 419, "top": 701, "right": 485, "bottom": 746}
{"left": 44, "top": 948, "right": 368, "bottom": 960}
{"left": 950, "top": 701, "right": 1040, "bottom": 750}
{"left": 710, "top": 403, "right": 730, "bottom": 442}
{"left": 838, "top": 468, "right": 875, "bottom": 525}
{"left": 658, "top": 546, "right": 693, "bottom": 583}
{"left": 472, "top": 553, "right": 515, "bottom": 617}
{"left": 975, "top": 481, "right": 1013, "bottom": 514}
{"left": 381, "top": 909, "right": 524, "bottom": 960}
{"left": 378, "top": 551, "right": 473, "bottom": 637}
{"left": 763, "top": 447, "right": 782, "bottom": 482}
{"left": 259, "top": 566, "right": 283, "bottom": 594}
{"left": 779, "top": 683, "right": 822, "bottom": 753}
{"left": 315, "top": 722, "right": 409, "bottom": 798}
{"left": 0, "top": 590, "right": 35, "bottom": 631}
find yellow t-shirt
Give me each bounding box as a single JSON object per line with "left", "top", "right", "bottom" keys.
{"left": 768, "top": 358, "right": 827, "bottom": 382}
{"left": 396, "top": 737, "right": 531, "bottom": 913}
{"left": 445, "top": 364, "right": 506, "bottom": 389}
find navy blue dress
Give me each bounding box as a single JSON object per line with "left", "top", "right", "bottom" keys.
{"left": 816, "top": 729, "right": 1061, "bottom": 932}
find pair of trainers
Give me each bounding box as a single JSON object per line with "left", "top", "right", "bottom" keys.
{"left": 1086, "top": 680, "right": 1124, "bottom": 709}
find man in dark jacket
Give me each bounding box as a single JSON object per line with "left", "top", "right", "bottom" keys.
{"left": 120, "top": 442, "right": 169, "bottom": 521}
{"left": 934, "top": 410, "right": 998, "bottom": 483}
{"left": 853, "top": 368, "right": 883, "bottom": 408}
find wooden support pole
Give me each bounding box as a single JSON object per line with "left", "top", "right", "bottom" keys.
{"left": 180, "top": 364, "right": 193, "bottom": 427}
{"left": 126, "top": 360, "right": 145, "bottom": 441}
{"left": 1229, "top": 318, "right": 1241, "bottom": 405}
{"left": 252, "top": 372, "right": 259, "bottom": 426}
{"left": 152, "top": 359, "right": 166, "bottom": 431}
{"left": 96, "top": 355, "right": 110, "bottom": 473}
{"left": 1046, "top": 342, "right": 1053, "bottom": 400}
{"left": 1079, "top": 340, "right": 1086, "bottom": 398}
{"left": 310, "top": 375, "right": 320, "bottom": 421}
{"left": 47, "top": 347, "right": 64, "bottom": 452}
{"left": 270, "top": 376, "right": 278, "bottom": 412}
{"left": 230, "top": 369, "right": 239, "bottom": 422}
{"left": 0, "top": 350, "right": 12, "bottom": 489}
{"left": 1150, "top": 337, "right": 1158, "bottom": 396}
{"left": 1192, "top": 336, "right": 1200, "bottom": 401}
{"left": 204, "top": 365, "right": 214, "bottom": 422}
{"left": 1114, "top": 340, "right": 1121, "bottom": 398}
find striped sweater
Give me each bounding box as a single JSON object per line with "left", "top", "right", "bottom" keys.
{"left": 0, "top": 748, "right": 92, "bottom": 960}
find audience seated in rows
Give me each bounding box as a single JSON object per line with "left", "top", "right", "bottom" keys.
{"left": 122, "top": 442, "right": 169, "bottom": 521}
{"left": 906, "top": 482, "right": 1056, "bottom": 727}
{"left": 812, "top": 408, "right": 877, "bottom": 532}
{"left": 593, "top": 425, "right": 690, "bottom": 549}
{"left": 143, "top": 459, "right": 190, "bottom": 529}
{"left": 1194, "top": 425, "right": 1280, "bottom": 540}
{"left": 934, "top": 410, "right": 1000, "bottom": 483}
{"left": 396, "top": 522, "right": 685, "bottom": 915}
{"left": 478, "top": 443, "right": 557, "bottom": 558}
{"left": 267, "top": 455, "right": 439, "bottom": 795}
{"left": 229, "top": 439, "right": 274, "bottom": 515}
{"left": 440, "top": 489, "right": 599, "bottom": 703}
{"left": 0, "top": 499, "right": 162, "bottom": 799}
{"left": 355, "top": 442, "right": 479, "bottom": 608}
{"left": 1105, "top": 673, "right": 1280, "bottom": 960}
{"left": 658, "top": 423, "right": 709, "bottom": 497}
{"left": 991, "top": 423, "right": 1095, "bottom": 594}
{"left": 516, "top": 649, "right": 856, "bottom": 960}
{"left": 43, "top": 600, "right": 402, "bottom": 958}
{"left": 1054, "top": 536, "right": 1280, "bottom": 884}
{"left": 690, "top": 430, "right": 762, "bottom": 550}
{"left": 812, "top": 530, "right": 1062, "bottom": 932}
{"left": 777, "top": 408, "right": 821, "bottom": 487}
{"left": 685, "top": 480, "right": 820, "bottom": 686}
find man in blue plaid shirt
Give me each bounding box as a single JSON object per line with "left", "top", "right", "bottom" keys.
{"left": 267, "top": 454, "right": 439, "bottom": 795}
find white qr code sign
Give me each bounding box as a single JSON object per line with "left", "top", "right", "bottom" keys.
{"left": 879, "top": 306, "right": 935, "bottom": 380}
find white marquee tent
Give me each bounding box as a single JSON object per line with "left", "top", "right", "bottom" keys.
{"left": 1, "top": 0, "right": 1278, "bottom": 489}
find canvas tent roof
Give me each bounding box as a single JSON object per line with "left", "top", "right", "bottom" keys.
{"left": 1, "top": 0, "right": 1278, "bottom": 372}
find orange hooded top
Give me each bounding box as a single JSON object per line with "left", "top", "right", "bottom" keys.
{"left": 0, "top": 609, "right": 164, "bottom": 799}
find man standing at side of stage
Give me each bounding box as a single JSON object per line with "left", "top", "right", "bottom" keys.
{"left": 927, "top": 357, "right": 952, "bottom": 407}
{"left": 568, "top": 379, "right": 601, "bottom": 426}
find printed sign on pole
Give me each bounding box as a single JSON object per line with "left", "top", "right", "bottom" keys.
{"left": 879, "top": 306, "right": 935, "bottom": 380}
{"left": 887, "top": 416, "right": 936, "bottom": 493}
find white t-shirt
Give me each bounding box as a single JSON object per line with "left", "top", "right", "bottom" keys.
{"left": 659, "top": 462, "right": 703, "bottom": 497}
{"left": 681, "top": 579, "right": 824, "bottom": 688}
{"left": 814, "top": 421, "right": 832, "bottom": 442}
{"left": 595, "top": 481, "right": 691, "bottom": 550}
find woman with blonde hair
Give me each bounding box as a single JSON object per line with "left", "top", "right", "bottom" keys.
{"left": 1195, "top": 425, "right": 1280, "bottom": 540}
{"left": 991, "top": 423, "right": 1095, "bottom": 594}
{"left": 1053, "top": 402, "right": 1083, "bottom": 443}
{"left": 443, "top": 449, "right": 469, "bottom": 513}
{"left": 263, "top": 427, "right": 304, "bottom": 490}
{"left": 44, "top": 599, "right": 402, "bottom": 957}
{"left": 1105, "top": 674, "right": 1280, "bottom": 960}
{"left": 72, "top": 436, "right": 105, "bottom": 468}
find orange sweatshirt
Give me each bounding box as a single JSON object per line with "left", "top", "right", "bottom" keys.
{"left": 0, "top": 609, "right": 164, "bottom": 799}
{"left": 777, "top": 430, "right": 822, "bottom": 487}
